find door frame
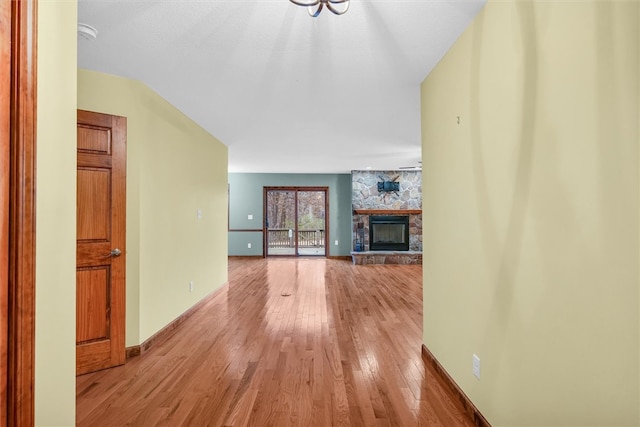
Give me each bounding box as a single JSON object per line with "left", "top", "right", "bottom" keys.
{"left": 262, "top": 186, "right": 329, "bottom": 257}
{"left": 3, "top": 0, "right": 37, "bottom": 425}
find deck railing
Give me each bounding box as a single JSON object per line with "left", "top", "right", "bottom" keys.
{"left": 267, "top": 229, "right": 325, "bottom": 248}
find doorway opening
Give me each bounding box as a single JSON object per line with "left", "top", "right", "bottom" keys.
{"left": 264, "top": 187, "right": 328, "bottom": 257}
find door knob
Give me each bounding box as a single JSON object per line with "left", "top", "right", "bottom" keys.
{"left": 110, "top": 248, "right": 122, "bottom": 257}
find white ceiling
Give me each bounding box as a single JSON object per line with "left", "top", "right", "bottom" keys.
{"left": 78, "top": 0, "right": 486, "bottom": 174}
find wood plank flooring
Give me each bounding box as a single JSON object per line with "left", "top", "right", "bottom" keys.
{"left": 76, "top": 258, "right": 475, "bottom": 426}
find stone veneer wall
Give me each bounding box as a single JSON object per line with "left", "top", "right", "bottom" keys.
{"left": 352, "top": 170, "right": 422, "bottom": 252}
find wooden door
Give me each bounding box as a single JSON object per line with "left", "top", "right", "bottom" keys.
{"left": 76, "top": 110, "right": 126, "bottom": 376}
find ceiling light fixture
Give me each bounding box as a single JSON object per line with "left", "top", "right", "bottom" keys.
{"left": 289, "top": 0, "right": 349, "bottom": 17}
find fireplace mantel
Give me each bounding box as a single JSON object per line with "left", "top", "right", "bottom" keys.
{"left": 353, "top": 209, "right": 421, "bottom": 215}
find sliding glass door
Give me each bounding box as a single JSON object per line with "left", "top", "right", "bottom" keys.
{"left": 297, "top": 190, "right": 326, "bottom": 256}
{"left": 266, "top": 190, "right": 296, "bottom": 256}
{"left": 265, "top": 187, "right": 327, "bottom": 257}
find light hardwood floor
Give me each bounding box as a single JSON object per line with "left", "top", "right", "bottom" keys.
{"left": 77, "top": 258, "right": 476, "bottom": 426}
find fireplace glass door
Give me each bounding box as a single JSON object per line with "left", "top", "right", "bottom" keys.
{"left": 369, "top": 215, "right": 410, "bottom": 251}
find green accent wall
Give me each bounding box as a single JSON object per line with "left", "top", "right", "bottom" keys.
{"left": 228, "top": 173, "right": 352, "bottom": 257}
{"left": 421, "top": 1, "right": 639, "bottom": 426}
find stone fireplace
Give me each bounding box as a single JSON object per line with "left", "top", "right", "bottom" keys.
{"left": 351, "top": 170, "right": 422, "bottom": 264}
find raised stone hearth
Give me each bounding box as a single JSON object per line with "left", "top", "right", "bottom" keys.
{"left": 351, "top": 251, "right": 422, "bottom": 265}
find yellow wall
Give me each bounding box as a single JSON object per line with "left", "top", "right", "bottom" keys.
{"left": 36, "top": 1, "right": 77, "bottom": 425}
{"left": 78, "top": 69, "right": 229, "bottom": 344}
{"left": 421, "top": 1, "right": 639, "bottom": 426}
{"left": 35, "top": 29, "right": 227, "bottom": 426}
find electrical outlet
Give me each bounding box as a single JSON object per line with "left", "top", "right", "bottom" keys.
{"left": 247, "top": 243, "right": 252, "bottom": 249}
{"left": 189, "top": 280, "right": 194, "bottom": 293}
{"left": 248, "top": 214, "right": 253, "bottom": 220}
{"left": 472, "top": 354, "right": 481, "bottom": 379}
{"left": 334, "top": 240, "right": 339, "bottom": 246}
{"left": 197, "top": 209, "right": 203, "bottom": 219}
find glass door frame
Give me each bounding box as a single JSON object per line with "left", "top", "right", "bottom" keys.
{"left": 263, "top": 186, "right": 329, "bottom": 257}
